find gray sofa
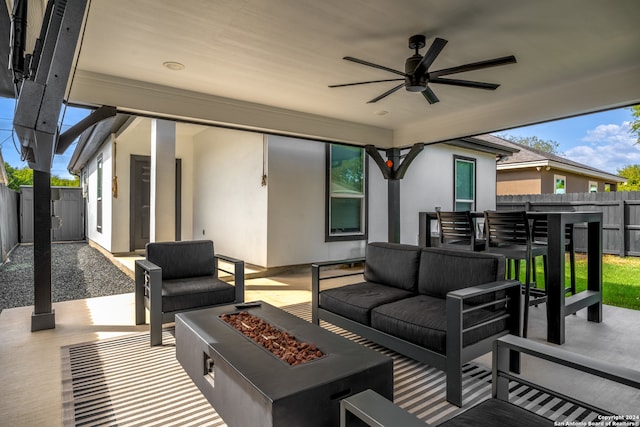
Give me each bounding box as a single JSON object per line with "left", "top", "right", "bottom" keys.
{"left": 312, "top": 242, "right": 521, "bottom": 407}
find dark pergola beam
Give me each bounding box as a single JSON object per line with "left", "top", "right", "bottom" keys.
{"left": 365, "top": 143, "right": 425, "bottom": 243}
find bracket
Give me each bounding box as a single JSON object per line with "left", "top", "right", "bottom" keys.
{"left": 365, "top": 143, "right": 424, "bottom": 180}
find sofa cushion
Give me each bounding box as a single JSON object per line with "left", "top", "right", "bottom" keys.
{"left": 364, "top": 242, "right": 422, "bottom": 291}
{"left": 438, "top": 398, "right": 553, "bottom": 427}
{"left": 147, "top": 240, "right": 215, "bottom": 280}
{"left": 370, "top": 295, "right": 508, "bottom": 354}
{"left": 159, "top": 276, "right": 235, "bottom": 312}
{"left": 319, "top": 282, "right": 414, "bottom": 325}
{"left": 418, "top": 248, "right": 504, "bottom": 300}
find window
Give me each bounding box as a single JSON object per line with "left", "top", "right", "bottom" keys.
{"left": 326, "top": 144, "right": 367, "bottom": 241}
{"left": 589, "top": 181, "right": 598, "bottom": 192}
{"left": 554, "top": 175, "right": 566, "bottom": 194}
{"left": 604, "top": 183, "right": 611, "bottom": 192}
{"left": 97, "top": 155, "right": 103, "bottom": 232}
{"left": 454, "top": 156, "right": 475, "bottom": 211}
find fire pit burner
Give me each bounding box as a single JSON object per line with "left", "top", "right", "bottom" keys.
{"left": 220, "top": 311, "right": 324, "bottom": 365}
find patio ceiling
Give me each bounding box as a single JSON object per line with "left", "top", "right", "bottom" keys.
{"left": 6, "top": 0, "right": 640, "bottom": 147}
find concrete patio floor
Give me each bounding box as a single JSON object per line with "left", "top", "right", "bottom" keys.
{"left": 1, "top": 258, "right": 638, "bottom": 426}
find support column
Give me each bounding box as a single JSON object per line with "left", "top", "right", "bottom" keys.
{"left": 366, "top": 144, "right": 424, "bottom": 244}
{"left": 31, "top": 169, "right": 55, "bottom": 331}
{"left": 150, "top": 119, "right": 176, "bottom": 242}
{"left": 386, "top": 148, "right": 401, "bottom": 243}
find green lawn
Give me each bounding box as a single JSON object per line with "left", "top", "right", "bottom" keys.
{"left": 516, "top": 254, "right": 640, "bottom": 311}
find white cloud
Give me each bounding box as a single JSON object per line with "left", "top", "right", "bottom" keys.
{"left": 564, "top": 121, "right": 640, "bottom": 174}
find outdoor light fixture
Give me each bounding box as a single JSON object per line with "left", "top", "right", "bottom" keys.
{"left": 386, "top": 159, "right": 394, "bottom": 168}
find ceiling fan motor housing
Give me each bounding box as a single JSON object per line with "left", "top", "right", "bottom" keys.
{"left": 405, "top": 54, "right": 427, "bottom": 91}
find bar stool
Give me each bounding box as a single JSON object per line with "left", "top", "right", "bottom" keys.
{"left": 484, "top": 210, "right": 548, "bottom": 337}
{"left": 436, "top": 210, "right": 484, "bottom": 251}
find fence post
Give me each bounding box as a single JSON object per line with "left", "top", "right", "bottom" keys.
{"left": 619, "top": 199, "right": 625, "bottom": 258}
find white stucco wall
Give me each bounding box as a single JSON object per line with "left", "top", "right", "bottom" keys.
{"left": 84, "top": 139, "right": 114, "bottom": 252}
{"left": 265, "top": 136, "right": 368, "bottom": 267}
{"left": 83, "top": 118, "right": 196, "bottom": 253}
{"left": 81, "top": 117, "right": 499, "bottom": 266}
{"left": 192, "top": 127, "right": 268, "bottom": 266}
{"left": 399, "top": 144, "right": 497, "bottom": 244}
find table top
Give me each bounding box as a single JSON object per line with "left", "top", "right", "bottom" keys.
{"left": 176, "top": 301, "right": 392, "bottom": 400}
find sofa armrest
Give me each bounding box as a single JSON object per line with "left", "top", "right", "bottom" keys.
{"left": 134, "top": 259, "right": 162, "bottom": 325}
{"left": 447, "top": 279, "right": 520, "bottom": 300}
{"left": 446, "top": 279, "right": 521, "bottom": 337}
{"left": 215, "top": 254, "right": 245, "bottom": 303}
{"left": 493, "top": 335, "right": 640, "bottom": 414}
{"left": 311, "top": 257, "right": 365, "bottom": 324}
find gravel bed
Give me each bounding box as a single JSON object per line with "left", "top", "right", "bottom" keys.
{"left": 0, "top": 242, "right": 134, "bottom": 313}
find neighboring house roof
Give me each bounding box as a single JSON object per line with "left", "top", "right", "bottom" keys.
{"left": 485, "top": 134, "right": 626, "bottom": 183}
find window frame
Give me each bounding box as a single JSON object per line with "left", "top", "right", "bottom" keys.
{"left": 97, "top": 154, "right": 103, "bottom": 233}
{"left": 453, "top": 155, "right": 476, "bottom": 212}
{"left": 325, "top": 144, "right": 368, "bottom": 242}
{"left": 589, "top": 181, "right": 598, "bottom": 193}
{"left": 554, "top": 174, "right": 566, "bottom": 194}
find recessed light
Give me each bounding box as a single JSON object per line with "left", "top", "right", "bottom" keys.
{"left": 374, "top": 110, "right": 388, "bottom": 116}
{"left": 163, "top": 61, "right": 185, "bottom": 71}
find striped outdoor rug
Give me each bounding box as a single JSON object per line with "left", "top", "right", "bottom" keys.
{"left": 61, "top": 302, "right": 600, "bottom": 426}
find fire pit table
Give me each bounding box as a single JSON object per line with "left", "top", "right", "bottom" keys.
{"left": 175, "top": 301, "right": 393, "bottom": 427}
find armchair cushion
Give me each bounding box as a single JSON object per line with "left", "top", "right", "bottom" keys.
{"left": 146, "top": 240, "right": 215, "bottom": 280}
{"left": 418, "top": 248, "right": 504, "bottom": 305}
{"left": 364, "top": 242, "right": 422, "bottom": 291}
{"left": 370, "top": 295, "right": 508, "bottom": 354}
{"left": 319, "top": 282, "right": 414, "bottom": 325}
{"left": 160, "top": 276, "right": 236, "bottom": 313}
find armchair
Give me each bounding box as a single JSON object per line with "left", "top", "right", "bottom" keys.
{"left": 135, "top": 240, "right": 244, "bottom": 345}
{"left": 341, "top": 334, "right": 640, "bottom": 426}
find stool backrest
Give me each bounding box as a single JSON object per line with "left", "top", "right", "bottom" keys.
{"left": 484, "top": 211, "right": 531, "bottom": 248}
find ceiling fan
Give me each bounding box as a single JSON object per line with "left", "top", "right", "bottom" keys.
{"left": 329, "top": 35, "right": 516, "bottom": 104}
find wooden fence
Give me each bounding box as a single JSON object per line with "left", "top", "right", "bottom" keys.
{"left": 497, "top": 191, "right": 640, "bottom": 257}
{"left": 0, "top": 184, "right": 19, "bottom": 263}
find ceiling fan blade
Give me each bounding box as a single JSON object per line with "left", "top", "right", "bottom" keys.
{"left": 413, "top": 37, "right": 448, "bottom": 74}
{"left": 430, "top": 77, "right": 500, "bottom": 90}
{"left": 421, "top": 86, "right": 439, "bottom": 104}
{"left": 429, "top": 55, "right": 517, "bottom": 78}
{"left": 329, "top": 78, "right": 405, "bottom": 88}
{"left": 344, "top": 56, "right": 406, "bottom": 77}
{"left": 367, "top": 83, "right": 405, "bottom": 103}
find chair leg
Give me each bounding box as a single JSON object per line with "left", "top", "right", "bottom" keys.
{"left": 523, "top": 258, "right": 531, "bottom": 338}
{"left": 150, "top": 305, "right": 163, "bottom": 346}
{"left": 569, "top": 248, "right": 576, "bottom": 295}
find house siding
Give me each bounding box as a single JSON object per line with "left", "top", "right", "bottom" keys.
{"left": 497, "top": 168, "right": 617, "bottom": 195}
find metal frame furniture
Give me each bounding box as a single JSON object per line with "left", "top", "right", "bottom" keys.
{"left": 531, "top": 217, "right": 576, "bottom": 296}
{"left": 436, "top": 210, "right": 484, "bottom": 251}
{"left": 312, "top": 243, "right": 521, "bottom": 407}
{"left": 340, "top": 334, "right": 640, "bottom": 426}
{"left": 135, "top": 240, "right": 244, "bottom": 346}
{"left": 483, "top": 210, "right": 548, "bottom": 338}
{"left": 527, "top": 211, "right": 602, "bottom": 344}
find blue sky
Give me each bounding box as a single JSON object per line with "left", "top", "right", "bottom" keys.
{"left": 0, "top": 97, "right": 90, "bottom": 179}
{"left": 1, "top": 96, "right": 638, "bottom": 179}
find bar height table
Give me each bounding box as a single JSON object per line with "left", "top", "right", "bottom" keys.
{"left": 418, "top": 210, "right": 603, "bottom": 345}
{"left": 527, "top": 211, "right": 602, "bottom": 344}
